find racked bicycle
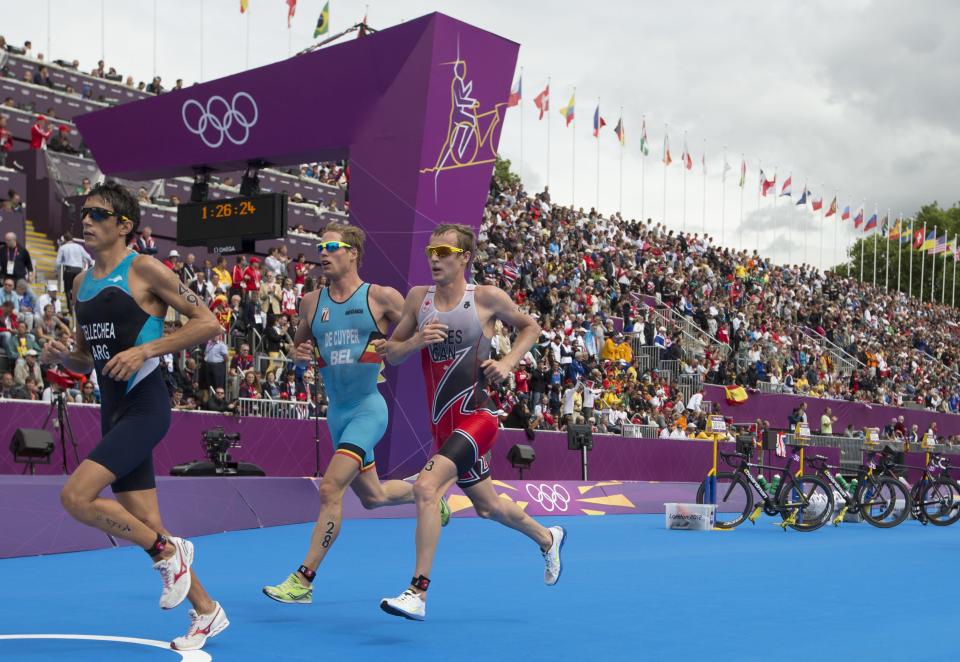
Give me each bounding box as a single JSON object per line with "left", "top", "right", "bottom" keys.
{"left": 805, "top": 451, "right": 910, "bottom": 528}
{"left": 877, "top": 449, "right": 960, "bottom": 526}
{"left": 695, "top": 441, "right": 833, "bottom": 531}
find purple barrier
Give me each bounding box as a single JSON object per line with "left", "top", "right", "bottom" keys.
{"left": 0, "top": 400, "right": 842, "bottom": 485}
{"left": 0, "top": 167, "right": 26, "bottom": 241}
{"left": 704, "top": 384, "right": 960, "bottom": 436}
{"left": 0, "top": 105, "right": 83, "bottom": 150}
{"left": 0, "top": 474, "right": 695, "bottom": 558}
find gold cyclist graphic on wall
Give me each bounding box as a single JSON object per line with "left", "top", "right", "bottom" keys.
{"left": 421, "top": 36, "right": 506, "bottom": 199}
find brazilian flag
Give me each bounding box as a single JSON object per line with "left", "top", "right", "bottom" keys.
{"left": 314, "top": 2, "right": 330, "bottom": 37}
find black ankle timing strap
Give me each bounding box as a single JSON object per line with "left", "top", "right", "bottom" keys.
{"left": 411, "top": 575, "right": 430, "bottom": 591}
{"left": 298, "top": 565, "right": 316, "bottom": 582}
{"left": 146, "top": 533, "right": 168, "bottom": 558}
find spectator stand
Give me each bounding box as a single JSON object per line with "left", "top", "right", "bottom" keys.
{"left": 1, "top": 52, "right": 152, "bottom": 105}
{"left": 0, "top": 104, "right": 83, "bottom": 151}
{"left": 0, "top": 76, "right": 107, "bottom": 121}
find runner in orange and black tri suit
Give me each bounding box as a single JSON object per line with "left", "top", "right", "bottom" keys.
{"left": 377, "top": 223, "right": 567, "bottom": 622}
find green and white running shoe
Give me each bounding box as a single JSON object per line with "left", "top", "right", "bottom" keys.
{"left": 262, "top": 573, "right": 313, "bottom": 605}
{"left": 440, "top": 496, "right": 452, "bottom": 527}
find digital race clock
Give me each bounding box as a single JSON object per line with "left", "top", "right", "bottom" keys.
{"left": 176, "top": 192, "right": 287, "bottom": 253}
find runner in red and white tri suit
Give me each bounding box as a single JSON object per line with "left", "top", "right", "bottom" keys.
{"left": 377, "top": 223, "right": 566, "bottom": 621}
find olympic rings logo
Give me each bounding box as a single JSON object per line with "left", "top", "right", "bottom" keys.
{"left": 524, "top": 483, "right": 571, "bottom": 512}
{"left": 181, "top": 91, "right": 259, "bottom": 149}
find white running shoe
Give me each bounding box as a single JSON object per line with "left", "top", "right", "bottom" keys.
{"left": 171, "top": 602, "right": 230, "bottom": 651}
{"left": 154, "top": 536, "right": 194, "bottom": 610}
{"left": 380, "top": 589, "right": 426, "bottom": 621}
{"left": 543, "top": 526, "right": 566, "bottom": 586}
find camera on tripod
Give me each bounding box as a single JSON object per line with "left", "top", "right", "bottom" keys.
{"left": 170, "top": 426, "right": 265, "bottom": 477}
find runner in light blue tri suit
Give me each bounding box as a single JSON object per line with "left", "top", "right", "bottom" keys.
{"left": 262, "top": 223, "right": 450, "bottom": 606}
{"left": 310, "top": 281, "right": 388, "bottom": 471}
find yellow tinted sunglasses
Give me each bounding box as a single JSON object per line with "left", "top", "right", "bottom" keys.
{"left": 425, "top": 244, "right": 465, "bottom": 258}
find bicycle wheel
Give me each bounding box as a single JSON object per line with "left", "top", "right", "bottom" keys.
{"left": 920, "top": 477, "right": 960, "bottom": 526}
{"left": 777, "top": 476, "right": 833, "bottom": 531}
{"left": 696, "top": 472, "right": 753, "bottom": 529}
{"left": 857, "top": 476, "right": 910, "bottom": 528}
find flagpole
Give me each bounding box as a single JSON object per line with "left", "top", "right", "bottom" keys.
{"left": 618, "top": 106, "right": 624, "bottom": 215}
{"left": 818, "top": 185, "right": 825, "bottom": 272}
{"left": 701, "top": 138, "right": 707, "bottom": 235}
{"left": 943, "top": 234, "right": 948, "bottom": 304}
{"left": 897, "top": 212, "right": 913, "bottom": 292}
{"left": 245, "top": 1, "right": 251, "bottom": 70}
{"left": 519, "top": 67, "right": 524, "bottom": 183}
{"left": 738, "top": 154, "right": 744, "bottom": 249}
{"left": 932, "top": 226, "right": 938, "bottom": 302}
{"left": 640, "top": 115, "right": 646, "bottom": 221}
{"left": 858, "top": 201, "right": 865, "bottom": 283}
{"left": 546, "top": 77, "right": 551, "bottom": 190}
{"left": 721, "top": 146, "right": 727, "bottom": 246}
{"left": 802, "top": 180, "right": 808, "bottom": 266}
{"left": 920, "top": 224, "right": 927, "bottom": 302}
{"left": 950, "top": 233, "right": 960, "bottom": 307}
{"left": 199, "top": 0, "right": 205, "bottom": 82}
{"left": 916, "top": 222, "right": 923, "bottom": 300}
{"left": 595, "top": 96, "right": 600, "bottom": 211}
{"left": 885, "top": 208, "right": 890, "bottom": 290}
{"left": 682, "top": 130, "right": 688, "bottom": 232}
{"left": 773, "top": 168, "right": 781, "bottom": 263}
{"left": 99, "top": 0, "right": 104, "bottom": 63}
{"left": 663, "top": 123, "right": 669, "bottom": 227}
{"left": 872, "top": 207, "right": 878, "bottom": 287}
{"left": 571, "top": 86, "right": 576, "bottom": 209}
{"left": 756, "top": 159, "right": 762, "bottom": 253}
{"left": 152, "top": 0, "right": 158, "bottom": 77}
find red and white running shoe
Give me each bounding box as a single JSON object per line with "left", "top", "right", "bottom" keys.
{"left": 154, "top": 536, "right": 194, "bottom": 610}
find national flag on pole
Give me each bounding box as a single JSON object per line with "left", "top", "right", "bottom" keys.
{"left": 841, "top": 205, "right": 851, "bottom": 220}
{"left": 533, "top": 84, "right": 549, "bottom": 120}
{"left": 722, "top": 157, "right": 732, "bottom": 182}
{"left": 681, "top": 139, "right": 693, "bottom": 170}
{"left": 921, "top": 229, "right": 936, "bottom": 251}
{"left": 592, "top": 106, "right": 606, "bottom": 138}
{"left": 826, "top": 198, "right": 837, "bottom": 217}
{"left": 811, "top": 197, "right": 823, "bottom": 211}
{"left": 946, "top": 236, "right": 955, "bottom": 255}
{"left": 287, "top": 0, "right": 297, "bottom": 27}
{"left": 932, "top": 232, "right": 947, "bottom": 255}
{"left": 639, "top": 119, "right": 649, "bottom": 155}
{"left": 853, "top": 208, "right": 864, "bottom": 227}
{"left": 240, "top": 0, "right": 249, "bottom": 13}
{"left": 314, "top": 1, "right": 330, "bottom": 36}
{"left": 357, "top": 10, "right": 368, "bottom": 38}
{"left": 780, "top": 176, "right": 792, "bottom": 197}
{"left": 864, "top": 213, "right": 878, "bottom": 232}
{"left": 901, "top": 220, "right": 912, "bottom": 245}
{"left": 613, "top": 117, "right": 625, "bottom": 145}
{"left": 739, "top": 160, "right": 746, "bottom": 188}
{"left": 663, "top": 134, "right": 672, "bottom": 166}
{"left": 507, "top": 73, "right": 522, "bottom": 107}
{"left": 560, "top": 92, "right": 575, "bottom": 127}
{"left": 796, "top": 188, "right": 808, "bottom": 205}
{"left": 913, "top": 229, "right": 924, "bottom": 249}
{"left": 760, "top": 170, "right": 776, "bottom": 196}
{"left": 888, "top": 219, "right": 901, "bottom": 241}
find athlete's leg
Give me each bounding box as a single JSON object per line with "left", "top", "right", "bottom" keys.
{"left": 59, "top": 460, "right": 161, "bottom": 550}
{"left": 350, "top": 464, "right": 414, "bottom": 509}
{"left": 410, "top": 455, "right": 460, "bottom": 597}
{"left": 116, "top": 488, "right": 216, "bottom": 615}
{"left": 463, "top": 478, "right": 553, "bottom": 550}
{"left": 299, "top": 452, "right": 360, "bottom": 579}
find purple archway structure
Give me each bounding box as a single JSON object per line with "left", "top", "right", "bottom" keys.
{"left": 74, "top": 13, "right": 519, "bottom": 478}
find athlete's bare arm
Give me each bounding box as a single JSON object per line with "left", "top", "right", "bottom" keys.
{"left": 100, "top": 256, "right": 221, "bottom": 381}
{"left": 40, "top": 270, "right": 94, "bottom": 374}
{"left": 292, "top": 289, "right": 320, "bottom": 366}
{"left": 368, "top": 284, "right": 405, "bottom": 329}
{"left": 475, "top": 285, "right": 541, "bottom": 384}
{"left": 379, "top": 286, "right": 446, "bottom": 365}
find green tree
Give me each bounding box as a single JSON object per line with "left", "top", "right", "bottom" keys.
{"left": 835, "top": 202, "right": 960, "bottom": 305}
{"left": 492, "top": 154, "right": 521, "bottom": 189}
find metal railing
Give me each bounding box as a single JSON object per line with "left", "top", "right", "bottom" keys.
{"left": 798, "top": 326, "right": 862, "bottom": 376}
{"left": 640, "top": 301, "right": 732, "bottom": 360}
{"left": 236, "top": 397, "right": 311, "bottom": 419}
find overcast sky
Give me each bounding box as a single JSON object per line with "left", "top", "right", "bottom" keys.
{"left": 2, "top": 0, "right": 957, "bottom": 269}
